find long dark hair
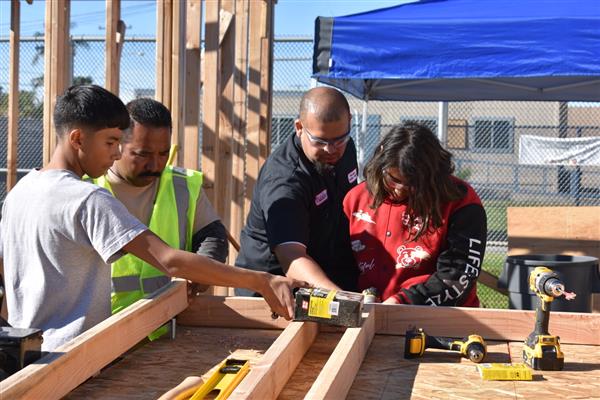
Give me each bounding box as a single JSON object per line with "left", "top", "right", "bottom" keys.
{"left": 364, "top": 122, "right": 464, "bottom": 240}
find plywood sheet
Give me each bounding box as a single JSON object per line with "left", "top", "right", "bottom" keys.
{"left": 278, "top": 332, "right": 342, "bottom": 399}
{"left": 64, "top": 327, "right": 599, "bottom": 400}
{"left": 66, "top": 327, "right": 279, "bottom": 399}
{"left": 346, "top": 336, "right": 600, "bottom": 400}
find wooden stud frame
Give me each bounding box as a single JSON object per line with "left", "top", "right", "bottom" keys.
{"left": 180, "top": 295, "right": 600, "bottom": 346}
{"left": 104, "top": 0, "right": 121, "bottom": 95}
{"left": 7, "top": 0, "right": 20, "bottom": 191}
{"left": 42, "top": 0, "right": 70, "bottom": 165}
{"left": 230, "top": 321, "right": 319, "bottom": 399}
{"left": 3, "top": 293, "right": 598, "bottom": 399}
{"left": 0, "top": 280, "right": 188, "bottom": 399}
{"left": 201, "top": 0, "right": 222, "bottom": 206}
{"left": 182, "top": 0, "right": 202, "bottom": 171}
{"left": 245, "top": 0, "right": 274, "bottom": 215}
{"left": 304, "top": 311, "right": 376, "bottom": 399}
{"left": 229, "top": 0, "right": 250, "bottom": 264}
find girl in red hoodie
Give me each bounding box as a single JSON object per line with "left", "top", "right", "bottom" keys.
{"left": 343, "top": 123, "right": 487, "bottom": 306}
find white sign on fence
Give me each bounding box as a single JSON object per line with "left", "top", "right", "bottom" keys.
{"left": 519, "top": 135, "right": 600, "bottom": 166}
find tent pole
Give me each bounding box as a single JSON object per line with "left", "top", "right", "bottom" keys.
{"left": 437, "top": 101, "right": 448, "bottom": 146}
{"left": 358, "top": 97, "right": 368, "bottom": 179}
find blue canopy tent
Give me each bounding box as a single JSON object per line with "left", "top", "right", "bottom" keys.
{"left": 313, "top": 0, "right": 600, "bottom": 102}
{"left": 313, "top": 0, "right": 600, "bottom": 171}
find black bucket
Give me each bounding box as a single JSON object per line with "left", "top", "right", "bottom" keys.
{"left": 498, "top": 254, "right": 600, "bottom": 313}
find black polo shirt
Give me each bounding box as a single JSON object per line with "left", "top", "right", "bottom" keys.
{"left": 235, "top": 133, "right": 360, "bottom": 291}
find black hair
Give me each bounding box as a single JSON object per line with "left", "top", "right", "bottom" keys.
{"left": 364, "top": 122, "right": 464, "bottom": 240}
{"left": 119, "top": 98, "right": 171, "bottom": 143}
{"left": 53, "top": 85, "right": 130, "bottom": 137}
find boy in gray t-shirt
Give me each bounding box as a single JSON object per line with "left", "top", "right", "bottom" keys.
{"left": 1, "top": 170, "right": 146, "bottom": 350}
{"left": 0, "top": 85, "right": 306, "bottom": 352}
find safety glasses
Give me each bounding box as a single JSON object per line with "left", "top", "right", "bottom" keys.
{"left": 303, "top": 127, "right": 351, "bottom": 149}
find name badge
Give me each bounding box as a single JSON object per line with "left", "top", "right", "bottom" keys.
{"left": 348, "top": 168, "right": 358, "bottom": 183}
{"left": 315, "top": 189, "right": 328, "bottom": 206}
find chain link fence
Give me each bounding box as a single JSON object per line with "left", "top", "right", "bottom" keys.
{"left": 2, "top": 36, "right": 599, "bottom": 308}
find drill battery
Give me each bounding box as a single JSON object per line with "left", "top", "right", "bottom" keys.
{"left": 523, "top": 334, "right": 564, "bottom": 371}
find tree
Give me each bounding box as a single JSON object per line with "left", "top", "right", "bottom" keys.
{"left": 0, "top": 90, "right": 43, "bottom": 118}
{"left": 31, "top": 32, "right": 94, "bottom": 93}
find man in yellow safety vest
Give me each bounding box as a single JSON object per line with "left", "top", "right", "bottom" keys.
{"left": 95, "top": 98, "right": 228, "bottom": 339}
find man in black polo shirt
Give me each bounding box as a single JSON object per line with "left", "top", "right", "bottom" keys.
{"left": 235, "top": 87, "right": 360, "bottom": 294}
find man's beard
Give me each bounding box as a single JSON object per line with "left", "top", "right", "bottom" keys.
{"left": 314, "top": 160, "right": 335, "bottom": 175}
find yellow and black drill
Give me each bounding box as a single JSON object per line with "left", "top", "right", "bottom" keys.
{"left": 404, "top": 327, "right": 487, "bottom": 363}
{"left": 522, "top": 266, "right": 565, "bottom": 371}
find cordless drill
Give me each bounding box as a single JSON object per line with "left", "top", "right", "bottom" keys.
{"left": 522, "top": 266, "right": 566, "bottom": 371}
{"left": 404, "top": 327, "right": 487, "bottom": 363}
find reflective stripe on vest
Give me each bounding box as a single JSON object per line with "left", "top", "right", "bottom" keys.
{"left": 172, "top": 171, "right": 189, "bottom": 250}
{"left": 94, "top": 166, "right": 203, "bottom": 313}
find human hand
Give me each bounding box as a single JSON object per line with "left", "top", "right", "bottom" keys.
{"left": 187, "top": 280, "right": 209, "bottom": 298}
{"left": 258, "top": 273, "right": 311, "bottom": 320}
{"left": 383, "top": 296, "right": 401, "bottom": 305}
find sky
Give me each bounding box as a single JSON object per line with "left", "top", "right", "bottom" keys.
{"left": 0, "top": 0, "right": 405, "bottom": 38}
{"left": 0, "top": 0, "right": 405, "bottom": 100}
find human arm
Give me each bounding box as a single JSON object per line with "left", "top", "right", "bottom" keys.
{"left": 188, "top": 220, "right": 228, "bottom": 295}
{"left": 123, "top": 230, "right": 306, "bottom": 319}
{"left": 192, "top": 220, "right": 228, "bottom": 262}
{"left": 263, "top": 179, "right": 339, "bottom": 290}
{"left": 192, "top": 194, "right": 228, "bottom": 262}
{"left": 275, "top": 243, "right": 341, "bottom": 291}
{"left": 392, "top": 204, "right": 487, "bottom": 306}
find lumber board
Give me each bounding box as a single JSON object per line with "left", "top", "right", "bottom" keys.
{"left": 304, "top": 311, "right": 376, "bottom": 400}
{"left": 216, "top": 0, "right": 235, "bottom": 232}
{"left": 42, "top": 0, "right": 52, "bottom": 165}
{"left": 67, "top": 327, "right": 279, "bottom": 399}
{"left": 372, "top": 303, "right": 600, "bottom": 345}
{"left": 178, "top": 294, "right": 289, "bottom": 329}
{"left": 478, "top": 269, "right": 507, "bottom": 295}
{"left": 183, "top": 0, "right": 202, "bottom": 171}
{"left": 228, "top": 321, "right": 319, "bottom": 399}
{"left": 104, "top": 0, "right": 120, "bottom": 94}
{"left": 170, "top": 0, "right": 186, "bottom": 166}
{"left": 0, "top": 280, "right": 188, "bottom": 400}
{"left": 245, "top": 0, "right": 273, "bottom": 214}
{"left": 43, "top": 0, "right": 69, "bottom": 165}
{"left": 508, "top": 206, "right": 600, "bottom": 243}
{"left": 230, "top": 0, "right": 250, "bottom": 266}
{"left": 178, "top": 296, "right": 600, "bottom": 345}
{"left": 156, "top": 0, "right": 172, "bottom": 108}
{"left": 7, "top": 0, "right": 19, "bottom": 191}
{"left": 201, "top": 0, "right": 221, "bottom": 205}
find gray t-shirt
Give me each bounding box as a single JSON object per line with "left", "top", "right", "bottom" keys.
{"left": 0, "top": 169, "right": 147, "bottom": 351}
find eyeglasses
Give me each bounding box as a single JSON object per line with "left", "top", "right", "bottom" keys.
{"left": 303, "top": 127, "right": 351, "bottom": 149}
{"left": 383, "top": 169, "right": 409, "bottom": 190}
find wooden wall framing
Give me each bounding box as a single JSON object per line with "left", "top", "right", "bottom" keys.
{"left": 2, "top": 294, "right": 598, "bottom": 399}
{"left": 8, "top": 0, "right": 275, "bottom": 246}
{"left": 0, "top": 280, "right": 188, "bottom": 399}
{"left": 42, "top": 0, "right": 70, "bottom": 165}
{"left": 7, "top": 0, "right": 20, "bottom": 192}
{"left": 104, "top": 0, "right": 124, "bottom": 95}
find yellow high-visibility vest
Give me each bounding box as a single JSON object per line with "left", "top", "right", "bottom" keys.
{"left": 95, "top": 166, "right": 202, "bottom": 339}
